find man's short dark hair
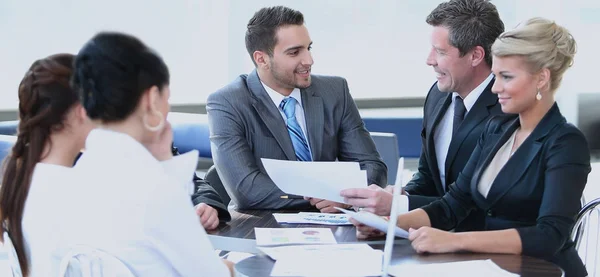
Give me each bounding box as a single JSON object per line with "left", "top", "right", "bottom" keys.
{"left": 427, "top": 0, "right": 504, "bottom": 67}
{"left": 245, "top": 6, "right": 304, "bottom": 65}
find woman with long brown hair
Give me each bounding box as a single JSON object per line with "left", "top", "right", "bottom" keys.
{"left": 0, "top": 53, "right": 94, "bottom": 276}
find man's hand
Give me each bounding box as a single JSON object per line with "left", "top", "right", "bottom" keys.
{"left": 340, "top": 184, "right": 393, "bottom": 216}
{"left": 304, "top": 197, "right": 349, "bottom": 213}
{"left": 195, "top": 203, "right": 219, "bottom": 230}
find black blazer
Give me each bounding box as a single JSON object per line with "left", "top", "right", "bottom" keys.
{"left": 404, "top": 79, "right": 504, "bottom": 231}
{"left": 422, "top": 104, "right": 591, "bottom": 277}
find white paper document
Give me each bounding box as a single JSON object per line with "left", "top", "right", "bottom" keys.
{"left": 269, "top": 245, "right": 383, "bottom": 276}
{"left": 254, "top": 228, "right": 337, "bottom": 246}
{"left": 389, "top": 259, "right": 519, "bottom": 277}
{"left": 272, "top": 212, "right": 352, "bottom": 225}
{"left": 258, "top": 243, "right": 376, "bottom": 261}
{"left": 261, "top": 158, "right": 367, "bottom": 203}
{"left": 335, "top": 207, "right": 409, "bottom": 238}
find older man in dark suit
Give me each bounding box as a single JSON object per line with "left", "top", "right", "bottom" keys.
{"left": 342, "top": 0, "right": 506, "bottom": 231}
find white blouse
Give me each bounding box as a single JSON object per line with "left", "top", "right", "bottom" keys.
{"left": 22, "top": 128, "right": 229, "bottom": 277}
{"left": 477, "top": 130, "right": 518, "bottom": 198}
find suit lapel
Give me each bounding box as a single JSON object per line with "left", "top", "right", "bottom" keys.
{"left": 247, "top": 70, "right": 296, "bottom": 160}
{"left": 445, "top": 79, "right": 497, "bottom": 175}
{"left": 475, "top": 104, "right": 564, "bottom": 208}
{"left": 301, "top": 87, "right": 323, "bottom": 160}
{"left": 427, "top": 93, "right": 452, "bottom": 195}
{"left": 470, "top": 118, "right": 519, "bottom": 207}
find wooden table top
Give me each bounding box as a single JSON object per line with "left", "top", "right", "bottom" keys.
{"left": 208, "top": 209, "right": 383, "bottom": 243}
{"left": 209, "top": 209, "right": 563, "bottom": 277}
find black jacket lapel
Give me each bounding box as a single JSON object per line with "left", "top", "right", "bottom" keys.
{"left": 427, "top": 94, "right": 452, "bottom": 195}
{"left": 301, "top": 87, "right": 323, "bottom": 161}
{"left": 475, "top": 104, "right": 564, "bottom": 208}
{"left": 445, "top": 79, "right": 497, "bottom": 176}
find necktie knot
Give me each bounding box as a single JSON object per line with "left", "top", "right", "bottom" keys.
{"left": 280, "top": 97, "right": 297, "bottom": 119}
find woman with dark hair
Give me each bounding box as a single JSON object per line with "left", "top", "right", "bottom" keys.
{"left": 0, "top": 53, "right": 95, "bottom": 276}
{"left": 64, "top": 32, "right": 232, "bottom": 276}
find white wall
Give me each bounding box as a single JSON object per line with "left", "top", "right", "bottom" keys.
{"left": 1, "top": 0, "right": 599, "bottom": 123}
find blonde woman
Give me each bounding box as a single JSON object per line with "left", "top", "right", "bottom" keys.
{"left": 355, "top": 18, "right": 589, "bottom": 277}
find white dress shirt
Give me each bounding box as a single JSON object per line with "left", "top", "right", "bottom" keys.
{"left": 262, "top": 82, "right": 313, "bottom": 156}
{"left": 396, "top": 73, "right": 494, "bottom": 214}
{"left": 22, "top": 129, "right": 229, "bottom": 277}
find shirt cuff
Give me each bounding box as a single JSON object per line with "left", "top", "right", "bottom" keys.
{"left": 396, "top": 195, "right": 409, "bottom": 215}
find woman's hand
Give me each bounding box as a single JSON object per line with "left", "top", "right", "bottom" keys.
{"left": 350, "top": 218, "right": 385, "bottom": 239}
{"left": 145, "top": 121, "right": 174, "bottom": 161}
{"left": 408, "top": 227, "right": 461, "bottom": 254}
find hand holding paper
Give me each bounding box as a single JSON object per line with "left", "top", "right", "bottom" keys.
{"left": 335, "top": 207, "right": 408, "bottom": 239}
{"left": 261, "top": 158, "right": 367, "bottom": 203}
{"left": 305, "top": 197, "right": 349, "bottom": 213}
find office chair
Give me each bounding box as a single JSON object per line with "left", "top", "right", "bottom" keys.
{"left": 57, "top": 245, "right": 134, "bottom": 277}
{"left": 204, "top": 165, "right": 231, "bottom": 207}
{"left": 0, "top": 121, "right": 18, "bottom": 136}
{"left": 369, "top": 132, "right": 400, "bottom": 185}
{"left": 571, "top": 196, "right": 600, "bottom": 277}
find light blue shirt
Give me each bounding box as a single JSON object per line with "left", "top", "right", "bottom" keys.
{"left": 262, "top": 82, "right": 313, "bottom": 156}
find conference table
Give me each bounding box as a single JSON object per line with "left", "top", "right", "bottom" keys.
{"left": 208, "top": 210, "right": 563, "bottom": 277}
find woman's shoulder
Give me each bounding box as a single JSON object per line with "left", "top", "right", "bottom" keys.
{"left": 31, "top": 162, "right": 75, "bottom": 188}
{"left": 485, "top": 114, "right": 519, "bottom": 134}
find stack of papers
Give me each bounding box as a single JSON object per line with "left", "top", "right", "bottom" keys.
{"left": 260, "top": 244, "right": 383, "bottom": 277}
{"left": 258, "top": 243, "right": 375, "bottom": 261}
{"left": 261, "top": 158, "right": 367, "bottom": 203}
{"left": 254, "top": 228, "right": 337, "bottom": 246}
{"left": 273, "top": 212, "right": 352, "bottom": 225}
{"left": 255, "top": 228, "right": 383, "bottom": 276}
{"left": 388, "top": 260, "right": 519, "bottom": 277}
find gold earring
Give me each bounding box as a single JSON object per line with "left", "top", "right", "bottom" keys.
{"left": 536, "top": 89, "right": 542, "bottom": 101}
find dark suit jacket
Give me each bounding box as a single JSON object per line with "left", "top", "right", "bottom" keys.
{"left": 207, "top": 70, "right": 387, "bottom": 210}
{"left": 422, "top": 103, "right": 590, "bottom": 277}
{"left": 404, "top": 79, "right": 504, "bottom": 231}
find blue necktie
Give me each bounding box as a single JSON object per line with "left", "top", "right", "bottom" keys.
{"left": 280, "top": 97, "right": 312, "bottom": 161}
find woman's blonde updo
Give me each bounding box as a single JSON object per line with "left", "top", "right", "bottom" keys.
{"left": 491, "top": 17, "right": 577, "bottom": 93}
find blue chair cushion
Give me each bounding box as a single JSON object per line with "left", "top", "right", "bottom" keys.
{"left": 168, "top": 113, "right": 212, "bottom": 158}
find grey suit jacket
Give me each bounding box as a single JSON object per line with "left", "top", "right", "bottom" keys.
{"left": 207, "top": 70, "right": 387, "bottom": 210}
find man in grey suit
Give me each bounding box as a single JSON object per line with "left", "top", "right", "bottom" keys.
{"left": 207, "top": 6, "right": 387, "bottom": 211}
